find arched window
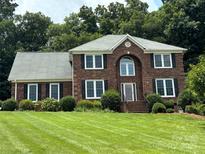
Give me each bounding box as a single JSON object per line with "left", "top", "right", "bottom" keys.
{"left": 120, "top": 57, "right": 135, "bottom": 76}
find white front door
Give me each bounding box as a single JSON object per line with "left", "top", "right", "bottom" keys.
{"left": 121, "top": 83, "right": 137, "bottom": 102}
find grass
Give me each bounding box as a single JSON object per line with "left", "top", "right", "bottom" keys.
{"left": 0, "top": 112, "right": 205, "bottom": 154}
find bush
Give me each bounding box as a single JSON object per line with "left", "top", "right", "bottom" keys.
{"left": 19, "top": 99, "right": 34, "bottom": 111}
{"left": 152, "top": 103, "right": 166, "bottom": 113}
{"left": 1, "top": 99, "right": 17, "bottom": 111}
{"left": 146, "top": 94, "right": 164, "bottom": 112}
{"left": 60, "top": 96, "right": 76, "bottom": 111}
{"left": 34, "top": 101, "right": 42, "bottom": 111}
{"left": 101, "top": 90, "right": 121, "bottom": 112}
{"left": 163, "top": 100, "right": 174, "bottom": 109}
{"left": 76, "top": 100, "right": 102, "bottom": 109}
{"left": 185, "top": 105, "right": 198, "bottom": 114}
{"left": 166, "top": 108, "right": 174, "bottom": 113}
{"left": 0, "top": 100, "right": 2, "bottom": 109}
{"left": 199, "top": 104, "right": 205, "bottom": 116}
{"left": 41, "top": 98, "right": 60, "bottom": 112}
{"left": 177, "top": 89, "right": 198, "bottom": 111}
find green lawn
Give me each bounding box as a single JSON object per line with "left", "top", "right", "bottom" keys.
{"left": 0, "top": 112, "right": 205, "bottom": 154}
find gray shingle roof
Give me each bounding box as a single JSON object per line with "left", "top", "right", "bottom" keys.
{"left": 8, "top": 52, "right": 72, "bottom": 81}
{"left": 69, "top": 34, "right": 187, "bottom": 52}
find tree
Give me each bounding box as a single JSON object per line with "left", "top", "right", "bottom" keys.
{"left": 188, "top": 56, "right": 205, "bottom": 101}
{"left": 0, "top": 0, "right": 17, "bottom": 100}
{"left": 15, "top": 12, "right": 52, "bottom": 51}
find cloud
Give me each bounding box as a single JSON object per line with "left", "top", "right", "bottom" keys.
{"left": 14, "top": 0, "right": 162, "bottom": 23}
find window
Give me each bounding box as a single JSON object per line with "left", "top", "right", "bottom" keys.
{"left": 85, "top": 55, "right": 103, "bottom": 69}
{"left": 50, "top": 83, "right": 60, "bottom": 101}
{"left": 85, "top": 80, "right": 104, "bottom": 99}
{"left": 120, "top": 57, "right": 135, "bottom": 76}
{"left": 154, "top": 54, "right": 172, "bottom": 68}
{"left": 155, "top": 79, "right": 175, "bottom": 97}
{"left": 27, "top": 84, "right": 38, "bottom": 102}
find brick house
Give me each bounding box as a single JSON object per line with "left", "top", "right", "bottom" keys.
{"left": 8, "top": 34, "right": 186, "bottom": 112}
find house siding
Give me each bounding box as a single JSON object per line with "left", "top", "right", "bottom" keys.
{"left": 73, "top": 39, "right": 185, "bottom": 111}
{"left": 11, "top": 81, "right": 72, "bottom": 101}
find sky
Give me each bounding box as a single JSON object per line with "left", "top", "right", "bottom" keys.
{"left": 14, "top": 0, "right": 162, "bottom": 23}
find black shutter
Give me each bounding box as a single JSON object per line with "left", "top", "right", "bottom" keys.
{"left": 150, "top": 54, "right": 154, "bottom": 68}
{"left": 46, "top": 83, "right": 49, "bottom": 98}
{"left": 24, "top": 84, "right": 27, "bottom": 99}
{"left": 152, "top": 79, "right": 156, "bottom": 93}
{"left": 60, "top": 83, "right": 64, "bottom": 99}
{"left": 121, "top": 84, "right": 124, "bottom": 102}
{"left": 38, "top": 84, "right": 41, "bottom": 100}
{"left": 81, "top": 80, "right": 85, "bottom": 99}
{"left": 81, "top": 54, "right": 85, "bottom": 69}
{"left": 104, "top": 80, "right": 108, "bottom": 91}
{"left": 103, "top": 54, "right": 107, "bottom": 69}
{"left": 172, "top": 53, "right": 176, "bottom": 68}
{"left": 174, "top": 78, "right": 179, "bottom": 97}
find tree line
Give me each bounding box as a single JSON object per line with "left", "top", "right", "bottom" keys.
{"left": 0, "top": 0, "right": 205, "bottom": 100}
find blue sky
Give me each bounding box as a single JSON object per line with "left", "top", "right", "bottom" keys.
{"left": 14, "top": 0, "right": 162, "bottom": 23}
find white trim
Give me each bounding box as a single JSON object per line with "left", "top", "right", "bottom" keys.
{"left": 27, "top": 84, "right": 38, "bottom": 102}
{"left": 49, "top": 83, "right": 60, "bottom": 101}
{"left": 11, "top": 79, "right": 72, "bottom": 83}
{"left": 85, "top": 80, "right": 105, "bottom": 99}
{"left": 84, "top": 54, "right": 104, "bottom": 70}
{"left": 121, "top": 83, "right": 137, "bottom": 102}
{"left": 120, "top": 57, "right": 135, "bottom": 76}
{"left": 155, "top": 78, "right": 175, "bottom": 98}
{"left": 14, "top": 82, "right": 17, "bottom": 101}
{"left": 154, "top": 53, "right": 173, "bottom": 69}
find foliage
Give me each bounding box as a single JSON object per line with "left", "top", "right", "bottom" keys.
{"left": 163, "top": 100, "right": 174, "bottom": 109}
{"left": 60, "top": 96, "right": 76, "bottom": 111}
{"left": 188, "top": 56, "right": 205, "bottom": 101}
{"left": 41, "top": 98, "right": 60, "bottom": 112}
{"left": 1, "top": 98, "right": 17, "bottom": 111}
{"left": 166, "top": 108, "right": 174, "bottom": 113}
{"left": 34, "top": 101, "right": 42, "bottom": 111}
{"left": 177, "top": 89, "right": 198, "bottom": 110}
{"left": 76, "top": 100, "right": 102, "bottom": 111}
{"left": 19, "top": 99, "right": 34, "bottom": 111}
{"left": 185, "top": 103, "right": 205, "bottom": 116}
{"left": 146, "top": 93, "right": 164, "bottom": 112}
{"left": 0, "top": 100, "right": 2, "bottom": 108}
{"left": 152, "top": 103, "right": 166, "bottom": 113}
{"left": 101, "top": 90, "right": 121, "bottom": 112}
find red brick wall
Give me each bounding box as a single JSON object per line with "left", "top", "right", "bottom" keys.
{"left": 11, "top": 81, "right": 72, "bottom": 102}
{"left": 73, "top": 39, "right": 185, "bottom": 102}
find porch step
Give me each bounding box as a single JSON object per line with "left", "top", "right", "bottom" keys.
{"left": 121, "top": 100, "right": 148, "bottom": 113}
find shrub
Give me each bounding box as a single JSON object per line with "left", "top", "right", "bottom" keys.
{"left": 1, "top": 99, "right": 17, "bottom": 111}
{"left": 19, "top": 99, "right": 34, "bottom": 111}
{"left": 41, "top": 98, "right": 60, "bottom": 112}
{"left": 152, "top": 103, "right": 166, "bottom": 113}
{"left": 177, "top": 89, "right": 198, "bottom": 111}
{"left": 0, "top": 100, "right": 2, "bottom": 109}
{"left": 199, "top": 104, "right": 205, "bottom": 116}
{"left": 146, "top": 94, "right": 164, "bottom": 112}
{"left": 101, "top": 90, "right": 121, "bottom": 112}
{"left": 163, "top": 100, "right": 174, "bottom": 109}
{"left": 34, "top": 101, "right": 42, "bottom": 111}
{"left": 185, "top": 105, "right": 198, "bottom": 114}
{"left": 76, "top": 100, "right": 102, "bottom": 109}
{"left": 60, "top": 96, "right": 76, "bottom": 111}
{"left": 166, "top": 108, "right": 174, "bottom": 113}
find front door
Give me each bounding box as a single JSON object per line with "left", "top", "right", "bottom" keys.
{"left": 121, "top": 83, "right": 137, "bottom": 102}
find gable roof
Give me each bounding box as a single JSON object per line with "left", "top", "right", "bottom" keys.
{"left": 69, "top": 34, "right": 187, "bottom": 53}
{"left": 8, "top": 52, "right": 72, "bottom": 82}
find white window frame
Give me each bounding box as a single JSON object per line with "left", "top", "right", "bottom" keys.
{"left": 120, "top": 57, "right": 135, "bottom": 76}
{"left": 27, "top": 84, "right": 38, "bottom": 102}
{"left": 155, "top": 78, "right": 175, "bottom": 98}
{"left": 154, "top": 53, "right": 173, "bottom": 69}
{"left": 85, "top": 54, "right": 104, "bottom": 70}
{"left": 85, "top": 80, "right": 105, "bottom": 99}
{"left": 121, "top": 83, "right": 137, "bottom": 102}
{"left": 49, "top": 83, "right": 60, "bottom": 101}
